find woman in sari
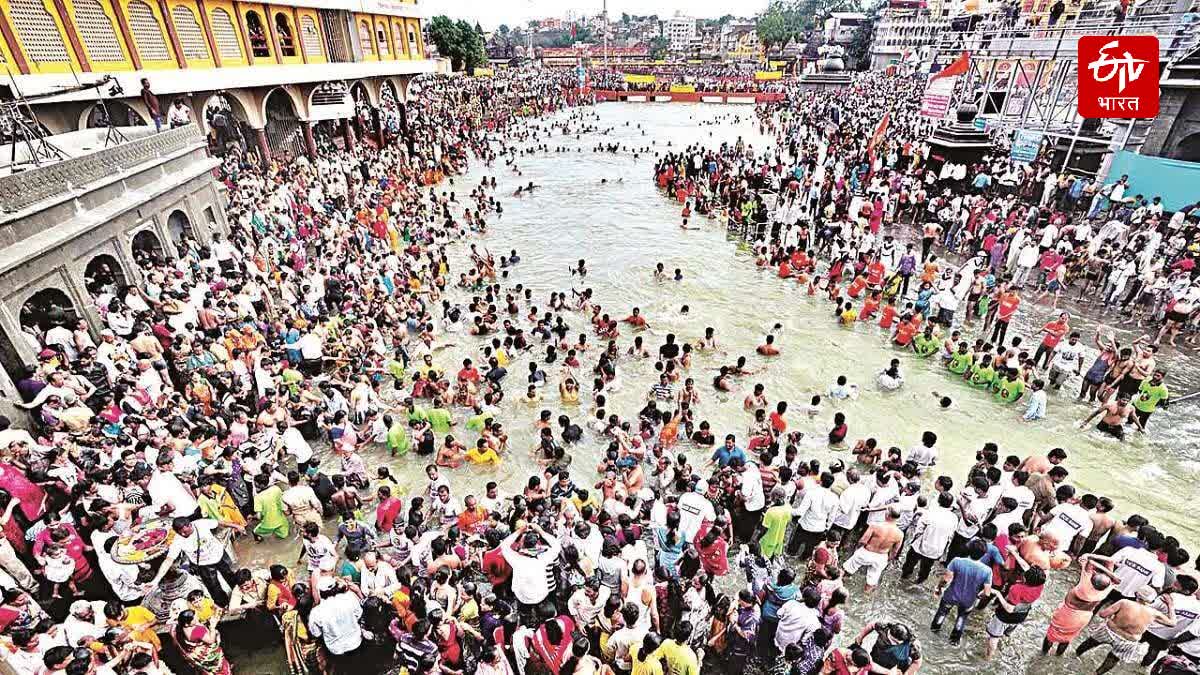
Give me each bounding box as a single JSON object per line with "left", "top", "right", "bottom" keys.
{"left": 173, "top": 609, "right": 231, "bottom": 675}
{"left": 281, "top": 585, "right": 326, "bottom": 675}
{"left": 198, "top": 479, "right": 248, "bottom": 529}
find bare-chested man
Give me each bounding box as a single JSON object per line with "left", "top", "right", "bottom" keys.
{"left": 1076, "top": 586, "right": 1176, "bottom": 674}
{"left": 1081, "top": 392, "right": 1144, "bottom": 440}
{"left": 843, "top": 507, "right": 904, "bottom": 593}
{"left": 1080, "top": 495, "right": 1117, "bottom": 555}
{"left": 1018, "top": 447, "right": 1067, "bottom": 475}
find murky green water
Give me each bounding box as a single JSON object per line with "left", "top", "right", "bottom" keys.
{"left": 229, "top": 102, "right": 1200, "bottom": 674}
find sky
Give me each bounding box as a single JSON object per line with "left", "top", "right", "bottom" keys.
{"left": 430, "top": 0, "right": 771, "bottom": 30}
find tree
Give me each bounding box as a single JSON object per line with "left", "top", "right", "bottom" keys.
{"left": 756, "top": 3, "right": 793, "bottom": 54}
{"left": 498, "top": 23, "right": 509, "bottom": 35}
{"left": 621, "top": 12, "right": 631, "bottom": 24}
{"left": 427, "top": 15, "right": 487, "bottom": 72}
{"left": 649, "top": 36, "right": 669, "bottom": 59}
{"left": 846, "top": 3, "right": 880, "bottom": 70}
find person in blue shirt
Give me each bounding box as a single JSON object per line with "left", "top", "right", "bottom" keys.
{"left": 708, "top": 433, "right": 745, "bottom": 469}
{"left": 758, "top": 568, "right": 799, "bottom": 660}
{"left": 932, "top": 538, "right": 993, "bottom": 644}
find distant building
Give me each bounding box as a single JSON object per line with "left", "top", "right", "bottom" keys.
{"left": 539, "top": 44, "right": 650, "bottom": 67}
{"left": 661, "top": 14, "right": 699, "bottom": 53}
{"left": 870, "top": 0, "right": 950, "bottom": 70}
{"left": 721, "top": 22, "right": 762, "bottom": 61}
{"left": 824, "top": 13, "right": 867, "bottom": 46}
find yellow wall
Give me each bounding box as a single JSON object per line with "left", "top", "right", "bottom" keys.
{"left": 165, "top": 0, "right": 215, "bottom": 68}
{"left": 2, "top": 0, "right": 84, "bottom": 72}
{"left": 62, "top": 0, "right": 135, "bottom": 71}
{"left": 265, "top": 7, "right": 302, "bottom": 63}
{"left": 114, "top": 0, "right": 177, "bottom": 69}
{"left": 237, "top": 1, "right": 276, "bottom": 63}
{"left": 294, "top": 6, "right": 323, "bottom": 63}
{"left": 353, "top": 12, "right": 375, "bottom": 60}
{"left": 390, "top": 17, "right": 407, "bottom": 60}
{"left": 203, "top": 0, "right": 246, "bottom": 65}
{"left": 404, "top": 17, "right": 420, "bottom": 58}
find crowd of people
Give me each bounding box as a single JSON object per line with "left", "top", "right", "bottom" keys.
{"left": 2, "top": 58, "right": 1200, "bottom": 675}
{"left": 588, "top": 65, "right": 787, "bottom": 94}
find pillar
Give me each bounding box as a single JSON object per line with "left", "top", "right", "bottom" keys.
{"left": 342, "top": 119, "right": 357, "bottom": 153}
{"left": 304, "top": 121, "right": 318, "bottom": 158}
{"left": 373, "top": 108, "right": 385, "bottom": 147}
{"left": 255, "top": 128, "right": 272, "bottom": 168}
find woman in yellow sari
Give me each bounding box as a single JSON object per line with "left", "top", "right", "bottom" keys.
{"left": 282, "top": 586, "right": 327, "bottom": 675}
{"left": 197, "top": 479, "right": 247, "bottom": 529}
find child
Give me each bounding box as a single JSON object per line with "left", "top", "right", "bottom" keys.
{"left": 41, "top": 542, "right": 76, "bottom": 599}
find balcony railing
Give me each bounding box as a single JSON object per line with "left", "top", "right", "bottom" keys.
{"left": 0, "top": 125, "right": 206, "bottom": 214}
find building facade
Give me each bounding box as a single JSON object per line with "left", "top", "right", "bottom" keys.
{"left": 869, "top": 3, "right": 950, "bottom": 70}
{"left": 1, "top": 0, "right": 436, "bottom": 162}
{"left": 0, "top": 0, "right": 436, "bottom": 413}
{"left": 661, "top": 14, "right": 696, "bottom": 53}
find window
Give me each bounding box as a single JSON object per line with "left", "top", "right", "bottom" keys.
{"left": 358, "top": 20, "right": 372, "bottom": 53}
{"left": 392, "top": 21, "right": 405, "bottom": 56}
{"left": 274, "top": 12, "right": 295, "bottom": 56}
{"left": 408, "top": 30, "right": 416, "bottom": 55}
{"left": 299, "top": 15, "right": 320, "bottom": 57}
{"left": 210, "top": 8, "right": 242, "bottom": 60}
{"left": 72, "top": 0, "right": 124, "bottom": 62}
{"left": 170, "top": 5, "right": 209, "bottom": 61}
{"left": 126, "top": 0, "right": 170, "bottom": 61}
{"left": 376, "top": 24, "right": 388, "bottom": 55}
{"left": 245, "top": 10, "right": 270, "bottom": 58}
{"left": 9, "top": 0, "right": 70, "bottom": 63}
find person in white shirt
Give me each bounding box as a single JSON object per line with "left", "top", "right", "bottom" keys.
{"left": 308, "top": 578, "right": 365, "bottom": 666}
{"left": 909, "top": 431, "right": 939, "bottom": 471}
{"left": 832, "top": 469, "right": 871, "bottom": 537}
{"left": 148, "top": 455, "right": 198, "bottom": 518}
{"left": 156, "top": 517, "right": 241, "bottom": 606}
{"left": 788, "top": 472, "right": 840, "bottom": 558}
{"left": 1038, "top": 485, "right": 1093, "bottom": 553}
{"left": 1048, "top": 332, "right": 1086, "bottom": 390}
{"left": 1142, "top": 576, "right": 1200, "bottom": 665}
{"left": 902, "top": 491, "right": 958, "bottom": 584}
{"left": 1110, "top": 535, "right": 1167, "bottom": 600}
{"left": 774, "top": 586, "right": 823, "bottom": 653}
{"left": 734, "top": 459, "right": 765, "bottom": 543}
{"left": 500, "top": 523, "right": 560, "bottom": 610}
{"left": 357, "top": 552, "right": 400, "bottom": 597}
{"left": 677, "top": 482, "right": 716, "bottom": 543}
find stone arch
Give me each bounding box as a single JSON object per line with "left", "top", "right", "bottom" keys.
{"left": 166, "top": 209, "right": 194, "bottom": 247}
{"left": 263, "top": 87, "right": 306, "bottom": 158}
{"left": 80, "top": 100, "right": 147, "bottom": 130}
{"left": 1170, "top": 132, "right": 1200, "bottom": 162}
{"left": 19, "top": 288, "right": 80, "bottom": 335}
{"left": 83, "top": 253, "right": 128, "bottom": 299}
{"left": 260, "top": 85, "right": 306, "bottom": 124}
{"left": 380, "top": 79, "right": 400, "bottom": 108}
{"left": 350, "top": 80, "right": 378, "bottom": 108}
{"left": 273, "top": 10, "right": 297, "bottom": 57}
{"left": 131, "top": 228, "right": 167, "bottom": 264}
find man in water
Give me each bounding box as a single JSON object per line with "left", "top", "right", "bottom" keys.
{"left": 1081, "top": 392, "right": 1144, "bottom": 440}
{"left": 1076, "top": 586, "right": 1176, "bottom": 674}
{"left": 843, "top": 507, "right": 904, "bottom": 593}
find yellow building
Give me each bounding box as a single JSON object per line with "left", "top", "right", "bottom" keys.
{"left": 0, "top": 0, "right": 435, "bottom": 160}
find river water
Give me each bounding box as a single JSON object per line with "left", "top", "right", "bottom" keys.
{"left": 228, "top": 102, "right": 1200, "bottom": 674}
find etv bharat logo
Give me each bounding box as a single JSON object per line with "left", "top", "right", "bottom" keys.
{"left": 1078, "top": 36, "right": 1159, "bottom": 118}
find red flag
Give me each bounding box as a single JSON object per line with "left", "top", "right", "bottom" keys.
{"left": 571, "top": 23, "right": 577, "bottom": 37}
{"left": 930, "top": 51, "right": 970, "bottom": 82}
{"left": 866, "top": 112, "right": 890, "bottom": 180}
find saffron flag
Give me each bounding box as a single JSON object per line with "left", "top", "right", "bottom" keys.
{"left": 866, "top": 112, "right": 890, "bottom": 179}
{"left": 931, "top": 51, "right": 970, "bottom": 82}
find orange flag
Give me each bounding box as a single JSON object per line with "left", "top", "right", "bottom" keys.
{"left": 930, "top": 51, "right": 970, "bottom": 82}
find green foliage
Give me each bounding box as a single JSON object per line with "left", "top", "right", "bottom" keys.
{"left": 427, "top": 15, "right": 487, "bottom": 72}
{"left": 757, "top": 0, "right": 862, "bottom": 53}
{"left": 846, "top": 3, "right": 880, "bottom": 70}
{"left": 649, "top": 36, "right": 669, "bottom": 59}
{"left": 498, "top": 24, "right": 510, "bottom": 35}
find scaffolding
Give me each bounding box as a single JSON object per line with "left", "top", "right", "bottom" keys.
{"left": 928, "top": 5, "right": 1200, "bottom": 173}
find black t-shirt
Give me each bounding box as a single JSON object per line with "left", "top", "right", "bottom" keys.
{"left": 659, "top": 342, "right": 680, "bottom": 360}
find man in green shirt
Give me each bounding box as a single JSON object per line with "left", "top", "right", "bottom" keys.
{"left": 426, "top": 406, "right": 454, "bottom": 434}
{"left": 757, "top": 488, "right": 801, "bottom": 559}
{"left": 385, "top": 414, "right": 410, "bottom": 457}
{"left": 1133, "top": 368, "right": 1170, "bottom": 429}
{"left": 994, "top": 368, "right": 1026, "bottom": 404}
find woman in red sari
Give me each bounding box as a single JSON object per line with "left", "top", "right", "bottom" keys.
{"left": 527, "top": 613, "right": 575, "bottom": 675}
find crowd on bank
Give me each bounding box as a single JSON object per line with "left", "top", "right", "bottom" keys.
{"left": 587, "top": 67, "right": 787, "bottom": 94}
{"left": 2, "top": 61, "right": 1200, "bottom": 675}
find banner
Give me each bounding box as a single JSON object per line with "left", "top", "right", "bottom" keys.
{"left": 755, "top": 70, "right": 783, "bottom": 80}
{"left": 669, "top": 84, "right": 696, "bottom": 93}
{"left": 770, "top": 60, "right": 788, "bottom": 70}
{"left": 473, "top": 67, "right": 494, "bottom": 77}
{"left": 919, "top": 76, "right": 956, "bottom": 118}
{"left": 1105, "top": 150, "right": 1200, "bottom": 209}
{"left": 624, "top": 74, "right": 656, "bottom": 84}
{"left": 1010, "top": 129, "right": 1043, "bottom": 163}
